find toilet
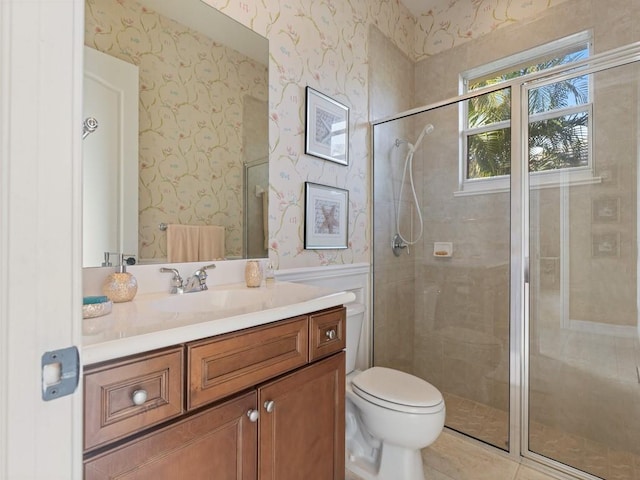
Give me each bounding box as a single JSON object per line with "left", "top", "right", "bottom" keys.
{"left": 345, "top": 305, "right": 445, "bottom": 480}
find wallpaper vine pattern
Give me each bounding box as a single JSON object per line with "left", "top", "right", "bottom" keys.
{"left": 88, "top": 0, "right": 562, "bottom": 269}
{"left": 413, "top": 0, "right": 570, "bottom": 60}
{"left": 85, "top": 0, "right": 268, "bottom": 261}
{"left": 201, "top": 0, "right": 561, "bottom": 270}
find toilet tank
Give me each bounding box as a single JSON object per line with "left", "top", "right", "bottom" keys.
{"left": 346, "top": 304, "right": 365, "bottom": 373}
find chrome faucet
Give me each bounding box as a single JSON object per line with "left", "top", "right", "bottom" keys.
{"left": 183, "top": 264, "right": 217, "bottom": 293}
{"left": 160, "top": 267, "right": 184, "bottom": 294}
{"left": 160, "top": 264, "right": 216, "bottom": 294}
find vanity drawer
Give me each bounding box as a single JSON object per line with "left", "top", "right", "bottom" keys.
{"left": 187, "top": 316, "right": 308, "bottom": 410}
{"left": 309, "top": 307, "right": 346, "bottom": 362}
{"left": 84, "top": 347, "right": 184, "bottom": 452}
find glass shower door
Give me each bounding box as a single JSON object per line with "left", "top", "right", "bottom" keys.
{"left": 527, "top": 60, "right": 640, "bottom": 478}
{"left": 372, "top": 93, "right": 512, "bottom": 451}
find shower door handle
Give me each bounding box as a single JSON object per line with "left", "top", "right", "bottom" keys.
{"left": 524, "top": 256, "right": 529, "bottom": 284}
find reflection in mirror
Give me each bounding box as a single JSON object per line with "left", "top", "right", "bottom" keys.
{"left": 83, "top": 0, "right": 269, "bottom": 267}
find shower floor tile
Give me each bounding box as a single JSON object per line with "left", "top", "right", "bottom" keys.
{"left": 441, "top": 392, "right": 640, "bottom": 480}
{"left": 346, "top": 431, "right": 566, "bottom": 480}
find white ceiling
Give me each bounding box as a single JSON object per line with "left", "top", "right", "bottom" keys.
{"left": 400, "top": 0, "right": 442, "bottom": 17}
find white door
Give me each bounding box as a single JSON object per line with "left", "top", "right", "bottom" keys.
{"left": 1, "top": 0, "right": 83, "bottom": 478}
{"left": 83, "top": 47, "right": 138, "bottom": 268}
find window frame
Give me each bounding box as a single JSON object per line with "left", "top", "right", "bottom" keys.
{"left": 457, "top": 31, "right": 595, "bottom": 195}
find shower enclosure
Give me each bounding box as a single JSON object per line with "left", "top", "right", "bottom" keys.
{"left": 371, "top": 43, "right": 640, "bottom": 479}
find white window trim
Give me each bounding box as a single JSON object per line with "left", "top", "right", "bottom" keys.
{"left": 456, "top": 31, "right": 596, "bottom": 196}
{"left": 455, "top": 102, "right": 597, "bottom": 196}
{"left": 459, "top": 30, "right": 593, "bottom": 94}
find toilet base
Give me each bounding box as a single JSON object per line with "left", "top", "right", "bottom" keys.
{"left": 347, "top": 443, "right": 425, "bottom": 480}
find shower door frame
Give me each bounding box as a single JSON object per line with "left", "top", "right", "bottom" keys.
{"left": 370, "top": 41, "right": 640, "bottom": 478}
{"left": 519, "top": 45, "right": 640, "bottom": 478}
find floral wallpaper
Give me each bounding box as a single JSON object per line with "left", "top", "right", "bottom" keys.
{"left": 200, "top": 0, "right": 562, "bottom": 270}
{"left": 85, "top": 0, "right": 268, "bottom": 261}
{"left": 87, "top": 0, "right": 563, "bottom": 269}
{"left": 413, "top": 0, "right": 571, "bottom": 60}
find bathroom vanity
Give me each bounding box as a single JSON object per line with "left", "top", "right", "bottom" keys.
{"left": 81, "top": 281, "right": 353, "bottom": 479}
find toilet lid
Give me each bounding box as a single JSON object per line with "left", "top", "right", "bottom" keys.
{"left": 351, "top": 367, "right": 443, "bottom": 410}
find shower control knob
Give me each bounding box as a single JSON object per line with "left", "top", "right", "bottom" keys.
{"left": 247, "top": 409, "right": 259, "bottom": 422}
{"left": 264, "top": 400, "right": 275, "bottom": 413}
{"left": 325, "top": 329, "right": 337, "bottom": 340}
{"left": 132, "top": 389, "right": 148, "bottom": 406}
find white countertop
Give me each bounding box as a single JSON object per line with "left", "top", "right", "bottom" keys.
{"left": 82, "top": 281, "right": 355, "bottom": 365}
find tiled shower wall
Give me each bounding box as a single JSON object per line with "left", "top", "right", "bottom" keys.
{"left": 371, "top": 0, "right": 640, "bottom": 463}
{"left": 369, "top": 25, "right": 416, "bottom": 371}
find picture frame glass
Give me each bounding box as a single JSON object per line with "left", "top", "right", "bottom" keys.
{"left": 305, "top": 87, "right": 349, "bottom": 165}
{"left": 304, "top": 182, "right": 348, "bottom": 249}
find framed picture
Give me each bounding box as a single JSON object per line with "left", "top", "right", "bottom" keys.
{"left": 304, "top": 182, "right": 349, "bottom": 249}
{"left": 599, "top": 165, "right": 618, "bottom": 186}
{"left": 592, "top": 232, "right": 620, "bottom": 258}
{"left": 592, "top": 196, "right": 620, "bottom": 223}
{"left": 305, "top": 87, "right": 349, "bottom": 165}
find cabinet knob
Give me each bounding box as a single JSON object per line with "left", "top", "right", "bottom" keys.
{"left": 264, "top": 400, "right": 275, "bottom": 413}
{"left": 246, "top": 409, "right": 259, "bottom": 422}
{"left": 132, "top": 389, "right": 148, "bottom": 406}
{"left": 325, "top": 329, "right": 337, "bottom": 340}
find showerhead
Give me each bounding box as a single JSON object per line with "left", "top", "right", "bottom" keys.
{"left": 408, "top": 123, "right": 434, "bottom": 153}
{"left": 395, "top": 124, "right": 435, "bottom": 152}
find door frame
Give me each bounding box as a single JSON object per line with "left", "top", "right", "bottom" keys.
{"left": 1, "top": 0, "right": 84, "bottom": 478}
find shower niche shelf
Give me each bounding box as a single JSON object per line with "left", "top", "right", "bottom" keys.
{"left": 433, "top": 242, "right": 453, "bottom": 257}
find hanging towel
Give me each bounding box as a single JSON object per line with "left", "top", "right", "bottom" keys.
{"left": 262, "top": 191, "right": 269, "bottom": 250}
{"left": 199, "top": 225, "right": 225, "bottom": 261}
{"left": 167, "top": 224, "right": 200, "bottom": 263}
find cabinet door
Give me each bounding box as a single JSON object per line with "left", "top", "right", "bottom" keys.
{"left": 188, "top": 316, "right": 308, "bottom": 410}
{"left": 259, "top": 352, "right": 345, "bottom": 480}
{"left": 84, "top": 391, "right": 258, "bottom": 480}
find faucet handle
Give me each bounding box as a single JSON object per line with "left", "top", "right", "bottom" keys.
{"left": 195, "top": 263, "right": 216, "bottom": 279}
{"left": 160, "top": 267, "right": 184, "bottom": 294}
{"left": 193, "top": 264, "right": 216, "bottom": 291}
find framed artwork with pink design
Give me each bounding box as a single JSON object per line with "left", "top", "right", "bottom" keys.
{"left": 304, "top": 182, "right": 349, "bottom": 249}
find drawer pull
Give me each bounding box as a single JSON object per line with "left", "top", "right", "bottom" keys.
{"left": 132, "top": 389, "right": 148, "bottom": 406}
{"left": 325, "top": 329, "right": 337, "bottom": 340}
{"left": 264, "top": 400, "right": 275, "bottom": 413}
{"left": 247, "top": 409, "right": 259, "bottom": 422}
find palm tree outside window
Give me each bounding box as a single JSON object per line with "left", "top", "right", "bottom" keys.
{"left": 461, "top": 32, "right": 592, "bottom": 187}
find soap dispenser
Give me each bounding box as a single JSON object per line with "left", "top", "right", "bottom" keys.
{"left": 103, "top": 254, "right": 138, "bottom": 303}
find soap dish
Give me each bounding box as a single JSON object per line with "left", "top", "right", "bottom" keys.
{"left": 433, "top": 242, "right": 453, "bottom": 257}
{"left": 82, "top": 300, "right": 113, "bottom": 319}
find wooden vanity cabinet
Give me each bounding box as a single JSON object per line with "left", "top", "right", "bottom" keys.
{"left": 84, "top": 391, "right": 258, "bottom": 480}
{"left": 83, "top": 306, "right": 346, "bottom": 480}
{"left": 83, "top": 346, "right": 184, "bottom": 452}
{"left": 187, "top": 315, "right": 309, "bottom": 410}
{"left": 259, "top": 351, "right": 345, "bottom": 480}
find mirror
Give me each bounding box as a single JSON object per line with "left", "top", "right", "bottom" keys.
{"left": 83, "top": 0, "right": 269, "bottom": 267}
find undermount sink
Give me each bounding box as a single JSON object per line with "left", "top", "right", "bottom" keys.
{"left": 150, "top": 286, "right": 266, "bottom": 313}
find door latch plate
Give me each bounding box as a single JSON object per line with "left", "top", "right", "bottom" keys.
{"left": 41, "top": 346, "right": 80, "bottom": 401}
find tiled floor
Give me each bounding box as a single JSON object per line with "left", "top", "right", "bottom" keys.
{"left": 443, "top": 392, "right": 640, "bottom": 480}
{"left": 420, "top": 431, "right": 566, "bottom": 480}
{"left": 346, "top": 430, "right": 565, "bottom": 480}
{"left": 346, "top": 426, "right": 640, "bottom": 480}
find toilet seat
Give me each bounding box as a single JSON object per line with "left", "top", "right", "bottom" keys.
{"left": 351, "top": 367, "right": 444, "bottom": 415}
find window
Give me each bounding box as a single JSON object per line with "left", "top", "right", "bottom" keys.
{"left": 459, "top": 32, "right": 593, "bottom": 193}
